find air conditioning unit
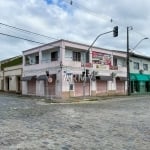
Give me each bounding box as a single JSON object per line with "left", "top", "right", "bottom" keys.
{"left": 111, "top": 72, "right": 117, "bottom": 78}
{"left": 92, "top": 71, "right": 98, "bottom": 76}
{"left": 139, "top": 69, "right": 144, "bottom": 74}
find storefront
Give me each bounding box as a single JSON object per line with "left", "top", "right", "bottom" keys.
{"left": 130, "top": 73, "right": 150, "bottom": 94}
{"left": 22, "top": 76, "right": 36, "bottom": 95}
{"left": 96, "top": 76, "right": 112, "bottom": 95}
{"left": 116, "top": 77, "right": 126, "bottom": 94}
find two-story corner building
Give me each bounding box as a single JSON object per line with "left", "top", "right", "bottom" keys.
{"left": 0, "top": 64, "right": 3, "bottom": 91}
{"left": 129, "top": 53, "right": 150, "bottom": 94}
{"left": 0, "top": 56, "right": 22, "bottom": 93}
{"left": 22, "top": 39, "right": 127, "bottom": 98}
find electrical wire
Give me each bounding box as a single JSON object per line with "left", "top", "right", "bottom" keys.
{"left": 0, "top": 32, "right": 45, "bottom": 45}
{"left": 0, "top": 1, "right": 148, "bottom": 45}
{"left": 62, "top": 0, "right": 150, "bottom": 41}
{"left": 62, "top": 0, "right": 111, "bottom": 21}
{"left": 0, "top": 30, "right": 94, "bottom": 51}
{"left": 0, "top": 31, "right": 84, "bottom": 53}
{"left": 0, "top": 22, "right": 59, "bottom": 40}
{"left": 0, "top": 1, "right": 149, "bottom": 56}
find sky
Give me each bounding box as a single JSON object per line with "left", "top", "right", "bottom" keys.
{"left": 0, "top": 0, "right": 150, "bottom": 60}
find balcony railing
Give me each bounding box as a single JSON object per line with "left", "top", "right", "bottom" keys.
{"left": 63, "top": 60, "right": 82, "bottom": 68}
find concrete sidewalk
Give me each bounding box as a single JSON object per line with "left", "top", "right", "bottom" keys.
{"left": 0, "top": 91, "right": 150, "bottom": 104}
{"left": 44, "top": 94, "right": 150, "bottom": 103}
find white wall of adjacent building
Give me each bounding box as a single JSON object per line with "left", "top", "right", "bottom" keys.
{"left": 3, "top": 65, "right": 22, "bottom": 93}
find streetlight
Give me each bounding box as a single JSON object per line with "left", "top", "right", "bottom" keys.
{"left": 83, "top": 26, "right": 118, "bottom": 99}
{"left": 86, "top": 26, "right": 118, "bottom": 62}
{"left": 127, "top": 26, "right": 148, "bottom": 95}
{"left": 132, "top": 37, "right": 149, "bottom": 51}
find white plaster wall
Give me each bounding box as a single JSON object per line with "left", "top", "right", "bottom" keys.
{"left": 9, "top": 76, "right": 17, "bottom": 91}
{"left": 125, "top": 81, "right": 127, "bottom": 93}
{"left": 0, "top": 71, "right": 3, "bottom": 90}
{"left": 0, "top": 79, "right": 2, "bottom": 90}
{"left": 55, "top": 71, "right": 62, "bottom": 97}
{"left": 91, "top": 80, "right": 96, "bottom": 91}
{"left": 90, "top": 80, "right": 96, "bottom": 96}
{"left": 107, "top": 80, "right": 116, "bottom": 91}
{"left": 130, "top": 56, "right": 150, "bottom": 74}
{"left": 22, "top": 81, "right": 27, "bottom": 95}
{"left": 36, "top": 80, "right": 39, "bottom": 96}
{"left": 3, "top": 65, "right": 22, "bottom": 92}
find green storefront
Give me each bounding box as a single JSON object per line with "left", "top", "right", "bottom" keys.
{"left": 130, "top": 73, "right": 150, "bottom": 94}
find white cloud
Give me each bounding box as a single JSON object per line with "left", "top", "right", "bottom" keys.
{"left": 0, "top": 0, "right": 150, "bottom": 60}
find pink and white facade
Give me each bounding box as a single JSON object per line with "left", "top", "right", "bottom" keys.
{"left": 22, "top": 39, "right": 127, "bottom": 98}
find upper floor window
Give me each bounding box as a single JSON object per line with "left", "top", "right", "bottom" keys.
{"left": 113, "top": 58, "right": 117, "bottom": 66}
{"left": 73, "top": 52, "right": 81, "bottom": 61}
{"left": 25, "top": 52, "right": 39, "bottom": 65}
{"left": 35, "top": 55, "right": 39, "bottom": 64}
{"left": 42, "top": 50, "right": 51, "bottom": 63}
{"left": 51, "top": 51, "right": 58, "bottom": 61}
{"left": 143, "top": 64, "right": 148, "bottom": 71}
{"left": 133, "top": 62, "right": 139, "bottom": 70}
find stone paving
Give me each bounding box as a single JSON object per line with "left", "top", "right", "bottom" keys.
{"left": 0, "top": 94, "right": 150, "bottom": 150}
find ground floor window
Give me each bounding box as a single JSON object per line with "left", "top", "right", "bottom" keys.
{"left": 145, "top": 81, "right": 150, "bottom": 92}
{"left": 131, "top": 81, "right": 150, "bottom": 93}
{"left": 131, "top": 81, "right": 140, "bottom": 93}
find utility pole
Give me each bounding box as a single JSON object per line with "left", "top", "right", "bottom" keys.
{"left": 126, "top": 27, "right": 148, "bottom": 95}
{"left": 127, "top": 26, "right": 132, "bottom": 96}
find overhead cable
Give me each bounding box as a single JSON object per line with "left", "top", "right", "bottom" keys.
{"left": 0, "top": 32, "right": 45, "bottom": 45}
{"left": 0, "top": 22, "right": 58, "bottom": 40}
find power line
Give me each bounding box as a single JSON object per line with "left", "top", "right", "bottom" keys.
{"left": 63, "top": 0, "right": 150, "bottom": 41}
{"left": 63, "top": 0, "right": 124, "bottom": 29}
{"left": 62, "top": 0, "right": 111, "bottom": 21}
{"left": 0, "top": 31, "right": 73, "bottom": 56}
{"left": 0, "top": 32, "right": 45, "bottom": 45}
{"left": 0, "top": 31, "right": 76, "bottom": 52}
{"left": 0, "top": 22, "right": 59, "bottom": 40}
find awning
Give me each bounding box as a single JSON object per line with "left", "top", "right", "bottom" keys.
{"left": 37, "top": 75, "right": 47, "bottom": 80}
{"left": 148, "top": 75, "right": 150, "bottom": 80}
{"left": 97, "top": 76, "right": 113, "bottom": 81}
{"left": 21, "top": 76, "right": 36, "bottom": 81}
{"left": 130, "top": 73, "right": 150, "bottom": 81}
{"left": 116, "top": 77, "right": 127, "bottom": 81}
{"left": 135, "top": 74, "right": 149, "bottom": 81}
{"left": 130, "top": 74, "right": 136, "bottom": 81}
{"left": 37, "top": 74, "right": 56, "bottom": 81}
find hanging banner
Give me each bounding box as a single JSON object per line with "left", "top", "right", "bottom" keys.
{"left": 92, "top": 51, "right": 112, "bottom": 66}
{"left": 81, "top": 63, "right": 93, "bottom": 68}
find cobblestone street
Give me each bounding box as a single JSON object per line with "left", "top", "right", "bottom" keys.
{"left": 0, "top": 94, "right": 150, "bottom": 150}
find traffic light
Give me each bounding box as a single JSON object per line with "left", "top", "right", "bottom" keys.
{"left": 82, "top": 71, "right": 85, "bottom": 77}
{"left": 113, "top": 26, "right": 118, "bottom": 37}
{"left": 46, "top": 71, "right": 49, "bottom": 77}
{"left": 86, "top": 69, "right": 89, "bottom": 77}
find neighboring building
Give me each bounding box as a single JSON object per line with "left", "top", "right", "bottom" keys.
{"left": 0, "top": 69, "right": 3, "bottom": 91}
{"left": 22, "top": 39, "right": 127, "bottom": 98}
{"left": 0, "top": 56, "right": 22, "bottom": 93}
{"left": 130, "top": 53, "right": 150, "bottom": 94}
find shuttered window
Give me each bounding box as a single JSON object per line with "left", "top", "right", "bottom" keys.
{"left": 73, "top": 52, "right": 81, "bottom": 61}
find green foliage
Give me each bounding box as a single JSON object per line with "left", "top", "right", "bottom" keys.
{"left": 1, "top": 57, "right": 22, "bottom": 70}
